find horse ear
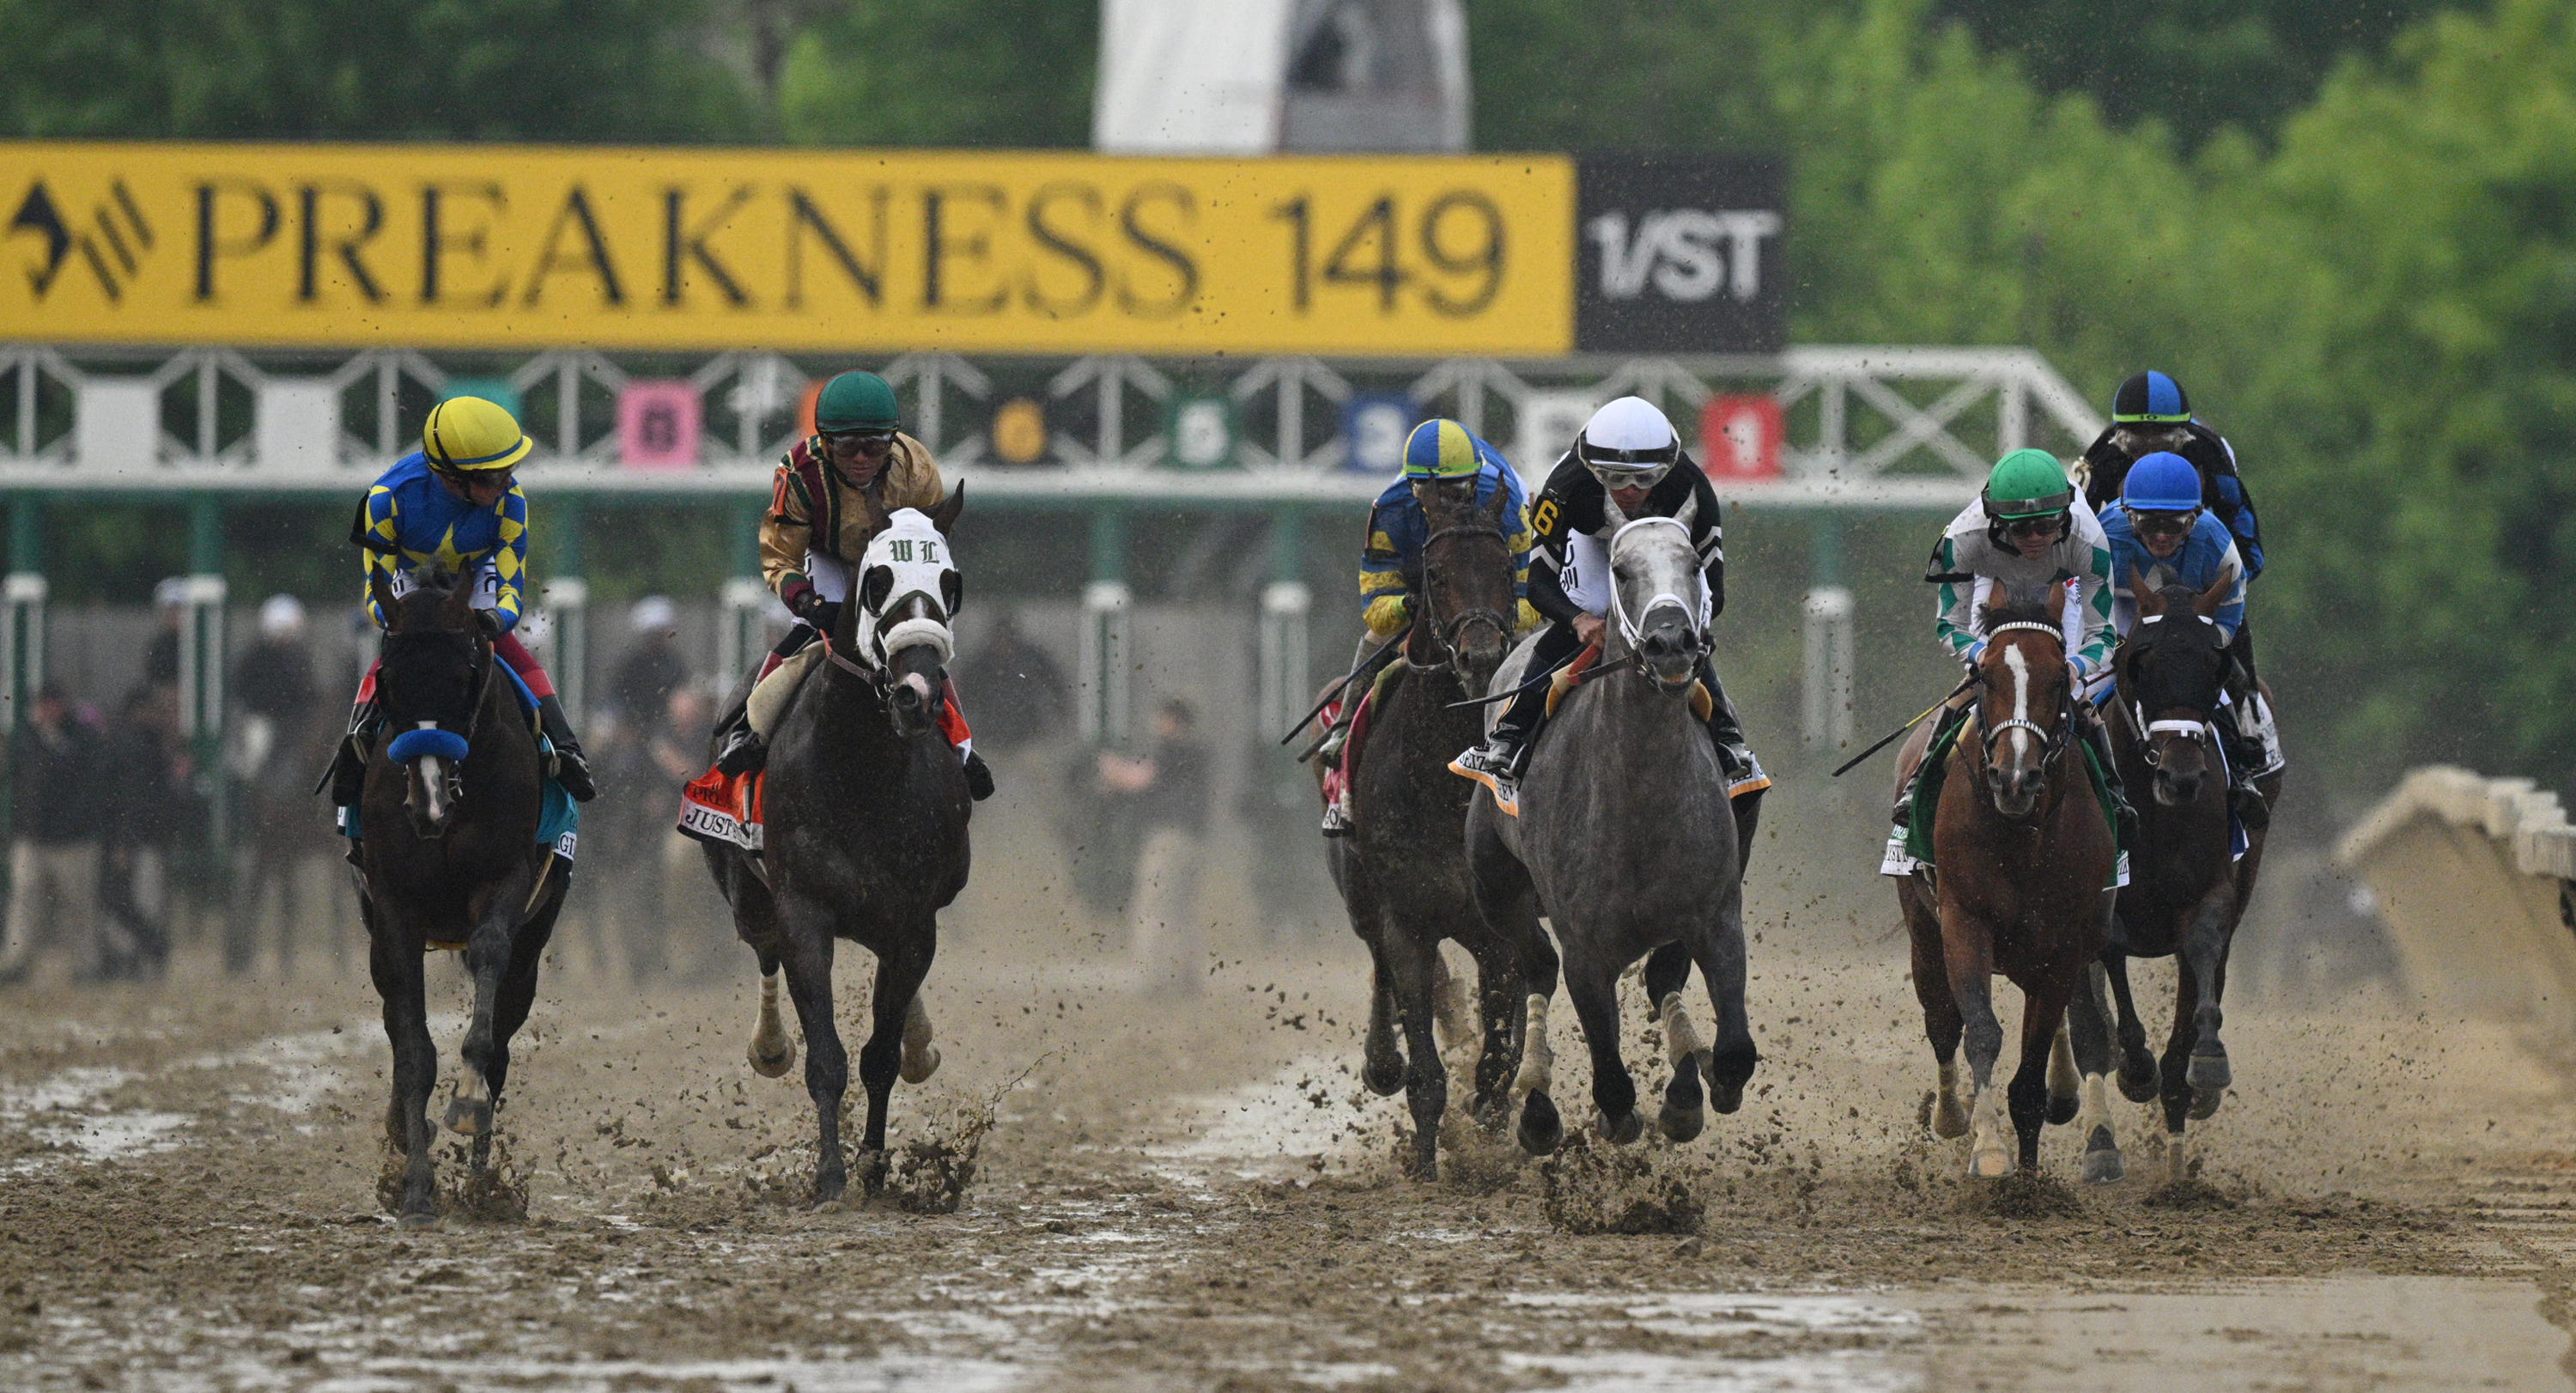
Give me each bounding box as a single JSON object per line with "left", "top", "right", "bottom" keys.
{"left": 2129, "top": 566, "right": 2164, "bottom": 618}
{"left": 1485, "top": 480, "right": 1511, "bottom": 525}
{"left": 940, "top": 569, "right": 963, "bottom": 618}
{"left": 1983, "top": 581, "right": 2010, "bottom": 617}
{"left": 1673, "top": 493, "right": 1698, "bottom": 533}
{"left": 2193, "top": 570, "right": 2230, "bottom": 620}
{"left": 369, "top": 570, "right": 401, "bottom": 633}
{"left": 861, "top": 564, "right": 894, "bottom": 613}
{"left": 927, "top": 482, "right": 965, "bottom": 537}
{"left": 437, "top": 574, "right": 477, "bottom": 631}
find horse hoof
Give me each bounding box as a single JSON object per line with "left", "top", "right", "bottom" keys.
{"left": 2117, "top": 1057, "right": 2161, "bottom": 1104}
{"left": 1969, "top": 1147, "right": 2015, "bottom": 1179}
{"left": 1656, "top": 1104, "right": 1705, "bottom": 1144}
{"left": 899, "top": 1043, "right": 941, "bottom": 1086}
{"left": 2188, "top": 1087, "right": 2225, "bottom": 1122}
{"left": 1597, "top": 1109, "right": 1644, "bottom": 1146}
{"left": 1931, "top": 1098, "right": 1970, "bottom": 1140}
{"left": 396, "top": 1210, "right": 441, "bottom": 1232}
{"left": 1518, "top": 1091, "right": 1564, "bottom": 1155}
{"left": 1702, "top": 1045, "right": 1754, "bottom": 1115}
{"left": 2082, "top": 1128, "right": 2124, "bottom": 1183}
{"left": 747, "top": 1040, "right": 796, "bottom": 1079}
{"left": 442, "top": 1096, "right": 491, "bottom": 1137}
{"left": 1363, "top": 1055, "right": 1406, "bottom": 1098}
{"left": 2046, "top": 1092, "right": 2080, "bottom": 1128}
{"left": 2185, "top": 1051, "right": 2231, "bottom": 1095}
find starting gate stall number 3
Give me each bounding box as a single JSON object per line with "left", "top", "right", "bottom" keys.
{"left": 0, "top": 143, "right": 1577, "bottom": 358}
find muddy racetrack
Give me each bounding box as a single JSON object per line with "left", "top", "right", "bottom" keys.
{"left": 4, "top": 808, "right": 2575, "bottom": 1391}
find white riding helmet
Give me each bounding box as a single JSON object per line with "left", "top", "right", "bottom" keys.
{"left": 258, "top": 593, "right": 307, "bottom": 640}
{"left": 1577, "top": 396, "right": 1680, "bottom": 490}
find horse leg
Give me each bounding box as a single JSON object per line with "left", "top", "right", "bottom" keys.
{"left": 854, "top": 927, "right": 937, "bottom": 1194}
{"left": 471, "top": 867, "right": 564, "bottom": 1175}
{"left": 1905, "top": 884, "right": 1969, "bottom": 1139}
{"left": 1376, "top": 928, "right": 1449, "bottom": 1180}
{"left": 2181, "top": 881, "right": 2239, "bottom": 1117}
{"left": 1642, "top": 940, "right": 1704, "bottom": 1141}
{"left": 1563, "top": 949, "right": 1641, "bottom": 1145}
{"left": 747, "top": 955, "right": 798, "bottom": 1078}
{"left": 1466, "top": 813, "right": 1560, "bottom": 1154}
{"left": 2102, "top": 949, "right": 2160, "bottom": 1102}
{"left": 368, "top": 927, "right": 440, "bottom": 1229}
{"left": 1941, "top": 908, "right": 2013, "bottom": 1177}
{"left": 2067, "top": 964, "right": 2125, "bottom": 1182}
{"left": 2009, "top": 976, "right": 2081, "bottom": 1173}
{"left": 1690, "top": 898, "right": 1758, "bottom": 1117}
{"left": 2160, "top": 959, "right": 2200, "bottom": 1181}
{"left": 899, "top": 994, "right": 941, "bottom": 1085}
{"left": 1463, "top": 932, "right": 1524, "bottom": 1132}
{"left": 1343, "top": 860, "right": 1406, "bottom": 1098}
{"left": 447, "top": 868, "right": 537, "bottom": 1140}
{"left": 2045, "top": 1025, "right": 2081, "bottom": 1126}
{"left": 1429, "top": 947, "right": 1482, "bottom": 1108}
{"left": 774, "top": 907, "right": 849, "bottom": 1205}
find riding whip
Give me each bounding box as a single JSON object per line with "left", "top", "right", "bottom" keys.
{"left": 1830, "top": 675, "right": 1976, "bottom": 778}
{"left": 1278, "top": 635, "right": 1403, "bottom": 745}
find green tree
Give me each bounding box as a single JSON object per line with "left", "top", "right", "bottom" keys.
{"left": 0, "top": 0, "right": 756, "bottom": 142}
{"left": 775, "top": 0, "right": 1097, "bottom": 147}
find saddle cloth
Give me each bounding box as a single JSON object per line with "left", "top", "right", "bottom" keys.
{"left": 337, "top": 772, "right": 579, "bottom": 861}
{"left": 1319, "top": 660, "right": 1405, "bottom": 815}
{"left": 677, "top": 765, "right": 766, "bottom": 854}
{"left": 1879, "top": 716, "right": 2127, "bottom": 887}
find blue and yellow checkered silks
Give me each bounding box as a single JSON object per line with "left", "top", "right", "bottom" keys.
{"left": 360, "top": 453, "right": 532, "bottom": 631}
{"left": 1400, "top": 418, "right": 1488, "bottom": 480}
{"left": 1359, "top": 428, "right": 1537, "bottom": 639}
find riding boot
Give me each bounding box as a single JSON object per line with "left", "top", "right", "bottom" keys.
{"left": 2219, "top": 722, "right": 2271, "bottom": 830}
{"left": 1694, "top": 658, "right": 1770, "bottom": 799}
{"left": 1449, "top": 677, "right": 1544, "bottom": 814}
{"left": 963, "top": 750, "right": 995, "bottom": 801}
{"left": 2080, "top": 709, "right": 2139, "bottom": 848}
{"left": 535, "top": 695, "right": 598, "bottom": 802}
{"left": 323, "top": 699, "right": 378, "bottom": 806}
{"left": 1730, "top": 787, "right": 1765, "bottom": 878}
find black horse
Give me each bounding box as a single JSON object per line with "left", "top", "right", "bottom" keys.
{"left": 707, "top": 492, "right": 971, "bottom": 1205}
{"left": 355, "top": 571, "right": 570, "bottom": 1229}
{"left": 2068, "top": 570, "right": 2276, "bottom": 1183}
{"left": 1323, "top": 478, "right": 1536, "bottom": 1180}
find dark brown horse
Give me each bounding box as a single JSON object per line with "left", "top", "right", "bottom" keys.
{"left": 355, "top": 571, "right": 571, "bottom": 1228}
{"left": 2067, "top": 571, "right": 2279, "bottom": 1183}
{"left": 1321, "top": 477, "right": 1537, "bottom": 1180}
{"left": 1896, "top": 587, "right": 2114, "bottom": 1177}
{"left": 706, "top": 494, "right": 970, "bottom": 1205}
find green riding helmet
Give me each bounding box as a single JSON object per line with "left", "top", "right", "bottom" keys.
{"left": 816, "top": 370, "right": 901, "bottom": 434}
{"left": 1981, "top": 447, "right": 2075, "bottom": 544}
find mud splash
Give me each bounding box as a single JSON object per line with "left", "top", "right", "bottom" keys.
{"left": 1537, "top": 1133, "right": 1705, "bottom": 1235}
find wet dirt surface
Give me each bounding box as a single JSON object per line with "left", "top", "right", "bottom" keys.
{"left": 5, "top": 849, "right": 2576, "bottom": 1390}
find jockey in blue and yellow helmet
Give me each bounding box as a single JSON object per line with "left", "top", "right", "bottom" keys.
{"left": 1315, "top": 418, "right": 1534, "bottom": 834}
{"left": 325, "top": 395, "right": 594, "bottom": 806}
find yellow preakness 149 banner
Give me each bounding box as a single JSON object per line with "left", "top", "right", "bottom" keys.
{"left": 0, "top": 142, "right": 1575, "bottom": 356}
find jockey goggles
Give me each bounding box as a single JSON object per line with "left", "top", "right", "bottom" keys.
{"left": 823, "top": 427, "right": 897, "bottom": 453}
{"left": 1579, "top": 440, "right": 1678, "bottom": 491}
{"left": 2123, "top": 506, "right": 2199, "bottom": 538}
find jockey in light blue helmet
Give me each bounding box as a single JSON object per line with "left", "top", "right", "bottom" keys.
{"left": 2098, "top": 451, "right": 2274, "bottom": 824}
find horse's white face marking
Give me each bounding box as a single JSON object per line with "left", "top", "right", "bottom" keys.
{"left": 2002, "top": 642, "right": 2032, "bottom": 763}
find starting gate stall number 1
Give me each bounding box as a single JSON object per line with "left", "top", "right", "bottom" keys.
{"left": 0, "top": 143, "right": 1577, "bottom": 357}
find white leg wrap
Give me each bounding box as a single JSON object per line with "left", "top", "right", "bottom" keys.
{"left": 1515, "top": 992, "right": 1554, "bottom": 1097}
{"left": 1968, "top": 1084, "right": 2014, "bottom": 1177}
{"left": 1932, "top": 1055, "right": 1970, "bottom": 1138}
{"left": 1657, "top": 992, "right": 1705, "bottom": 1068}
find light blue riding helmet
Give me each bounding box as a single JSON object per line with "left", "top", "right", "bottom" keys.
{"left": 2120, "top": 452, "right": 2202, "bottom": 513}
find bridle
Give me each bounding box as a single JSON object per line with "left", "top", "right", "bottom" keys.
{"left": 1606, "top": 520, "right": 1709, "bottom": 684}
{"left": 386, "top": 621, "right": 496, "bottom": 807}
{"left": 1411, "top": 520, "right": 1513, "bottom": 674}
{"left": 2114, "top": 613, "right": 2225, "bottom": 771}
{"left": 1972, "top": 621, "right": 2074, "bottom": 782}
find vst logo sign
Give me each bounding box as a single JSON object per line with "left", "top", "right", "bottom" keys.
{"left": 1575, "top": 155, "right": 1784, "bottom": 354}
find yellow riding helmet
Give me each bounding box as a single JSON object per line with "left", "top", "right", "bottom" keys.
{"left": 422, "top": 396, "right": 532, "bottom": 473}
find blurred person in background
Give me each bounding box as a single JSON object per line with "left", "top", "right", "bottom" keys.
{"left": 1100, "top": 698, "right": 1210, "bottom": 996}
{"left": 143, "top": 577, "right": 187, "bottom": 689}
{"left": 230, "top": 593, "right": 319, "bottom": 769}
{"left": 954, "top": 604, "right": 1068, "bottom": 749}
{"left": 609, "top": 595, "right": 688, "bottom": 741}
{"left": 100, "top": 684, "right": 195, "bottom": 981}
{"left": 0, "top": 683, "right": 103, "bottom": 986}
{"left": 227, "top": 596, "right": 335, "bottom": 977}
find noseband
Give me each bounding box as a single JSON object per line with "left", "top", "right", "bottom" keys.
{"left": 2114, "top": 617, "right": 2226, "bottom": 771}
{"left": 387, "top": 627, "right": 496, "bottom": 805}
{"left": 1412, "top": 521, "right": 1513, "bottom": 673}
{"left": 1974, "top": 621, "right": 2073, "bottom": 778}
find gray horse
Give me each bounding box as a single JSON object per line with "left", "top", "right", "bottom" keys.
{"left": 1466, "top": 514, "right": 1756, "bottom": 1153}
{"left": 705, "top": 493, "right": 970, "bottom": 1205}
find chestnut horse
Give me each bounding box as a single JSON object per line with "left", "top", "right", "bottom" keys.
{"left": 1896, "top": 587, "right": 2115, "bottom": 1177}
